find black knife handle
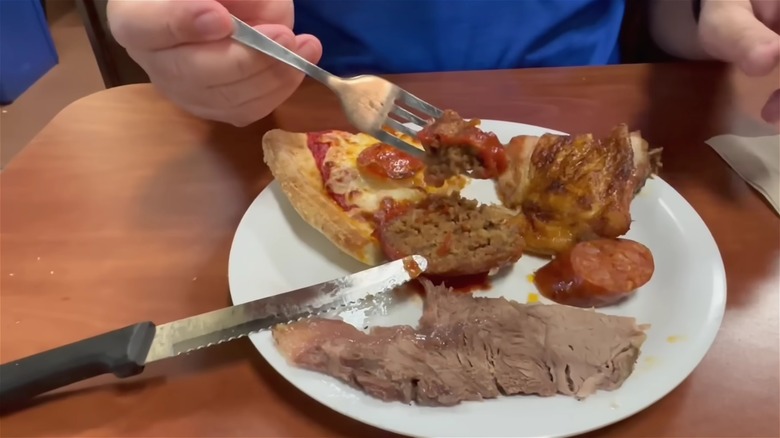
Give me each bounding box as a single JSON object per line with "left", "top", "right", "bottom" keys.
{"left": 0, "top": 321, "right": 156, "bottom": 406}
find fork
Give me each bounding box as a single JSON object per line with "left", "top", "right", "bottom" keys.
{"left": 230, "top": 16, "right": 442, "bottom": 157}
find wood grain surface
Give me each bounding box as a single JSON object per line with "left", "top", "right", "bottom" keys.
{"left": 1, "top": 62, "right": 778, "bottom": 437}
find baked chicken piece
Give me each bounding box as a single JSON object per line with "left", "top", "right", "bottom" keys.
{"left": 496, "top": 124, "right": 661, "bottom": 256}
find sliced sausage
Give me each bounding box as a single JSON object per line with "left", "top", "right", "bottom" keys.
{"left": 533, "top": 238, "right": 654, "bottom": 308}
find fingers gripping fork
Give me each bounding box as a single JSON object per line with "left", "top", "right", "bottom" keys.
{"left": 229, "top": 16, "right": 443, "bottom": 156}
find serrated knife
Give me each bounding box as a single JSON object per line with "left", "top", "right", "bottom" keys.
{"left": 0, "top": 255, "right": 427, "bottom": 407}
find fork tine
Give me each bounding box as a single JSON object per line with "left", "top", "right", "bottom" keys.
{"left": 391, "top": 105, "right": 429, "bottom": 127}
{"left": 384, "top": 117, "right": 420, "bottom": 139}
{"left": 371, "top": 130, "right": 424, "bottom": 158}
{"left": 396, "top": 89, "right": 443, "bottom": 118}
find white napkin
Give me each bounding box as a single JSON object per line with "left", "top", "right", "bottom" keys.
{"left": 705, "top": 134, "right": 780, "bottom": 214}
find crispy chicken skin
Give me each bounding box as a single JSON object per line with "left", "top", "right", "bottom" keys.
{"left": 497, "top": 124, "right": 661, "bottom": 256}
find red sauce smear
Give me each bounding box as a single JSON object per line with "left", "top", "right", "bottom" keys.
{"left": 435, "top": 234, "right": 453, "bottom": 257}
{"left": 408, "top": 272, "right": 492, "bottom": 294}
{"left": 418, "top": 117, "right": 508, "bottom": 178}
{"left": 370, "top": 198, "right": 413, "bottom": 241}
{"left": 306, "top": 132, "right": 349, "bottom": 210}
{"left": 402, "top": 257, "right": 423, "bottom": 279}
{"left": 357, "top": 143, "right": 424, "bottom": 180}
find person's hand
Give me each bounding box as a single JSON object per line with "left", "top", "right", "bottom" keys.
{"left": 698, "top": 0, "right": 780, "bottom": 123}
{"left": 107, "top": 0, "right": 322, "bottom": 127}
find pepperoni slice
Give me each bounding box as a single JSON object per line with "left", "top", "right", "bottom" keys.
{"left": 533, "top": 238, "right": 655, "bottom": 308}
{"left": 357, "top": 143, "right": 424, "bottom": 180}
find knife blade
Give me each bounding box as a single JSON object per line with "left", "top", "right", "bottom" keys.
{"left": 0, "top": 255, "right": 427, "bottom": 407}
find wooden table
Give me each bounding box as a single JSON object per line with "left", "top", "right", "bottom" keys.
{"left": 1, "top": 62, "right": 778, "bottom": 437}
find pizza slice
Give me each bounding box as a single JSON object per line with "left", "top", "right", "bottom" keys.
{"left": 262, "top": 128, "right": 468, "bottom": 266}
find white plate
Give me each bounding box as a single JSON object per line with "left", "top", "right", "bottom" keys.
{"left": 228, "top": 120, "right": 726, "bottom": 438}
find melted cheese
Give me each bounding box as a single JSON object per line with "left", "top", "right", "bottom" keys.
{"left": 322, "top": 132, "right": 464, "bottom": 215}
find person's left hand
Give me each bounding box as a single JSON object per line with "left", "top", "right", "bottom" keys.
{"left": 698, "top": 0, "right": 780, "bottom": 124}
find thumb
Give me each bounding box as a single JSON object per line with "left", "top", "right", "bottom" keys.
{"left": 108, "top": 0, "right": 234, "bottom": 51}
{"left": 699, "top": 0, "right": 780, "bottom": 76}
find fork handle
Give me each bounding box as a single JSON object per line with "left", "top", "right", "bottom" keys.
{"left": 230, "top": 16, "right": 335, "bottom": 86}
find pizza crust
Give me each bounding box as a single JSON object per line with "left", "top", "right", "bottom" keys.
{"left": 262, "top": 129, "right": 385, "bottom": 266}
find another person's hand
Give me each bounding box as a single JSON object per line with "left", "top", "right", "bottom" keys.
{"left": 107, "top": 0, "right": 322, "bottom": 127}
{"left": 698, "top": 0, "right": 780, "bottom": 123}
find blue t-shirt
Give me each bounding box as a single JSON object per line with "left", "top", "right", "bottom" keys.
{"left": 293, "top": 0, "right": 626, "bottom": 76}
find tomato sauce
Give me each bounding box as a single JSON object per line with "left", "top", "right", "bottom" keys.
{"left": 373, "top": 198, "right": 412, "bottom": 224}
{"left": 370, "top": 197, "right": 414, "bottom": 244}
{"left": 306, "top": 132, "right": 349, "bottom": 210}
{"left": 407, "top": 272, "right": 492, "bottom": 295}
{"left": 417, "top": 115, "right": 508, "bottom": 178}
{"left": 403, "top": 257, "right": 424, "bottom": 278}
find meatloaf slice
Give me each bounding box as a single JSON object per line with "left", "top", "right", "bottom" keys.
{"left": 377, "top": 194, "right": 525, "bottom": 276}
{"left": 272, "top": 280, "right": 649, "bottom": 406}
{"left": 418, "top": 109, "right": 508, "bottom": 187}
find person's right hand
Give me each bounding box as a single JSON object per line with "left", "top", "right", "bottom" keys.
{"left": 107, "top": 0, "right": 322, "bottom": 127}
